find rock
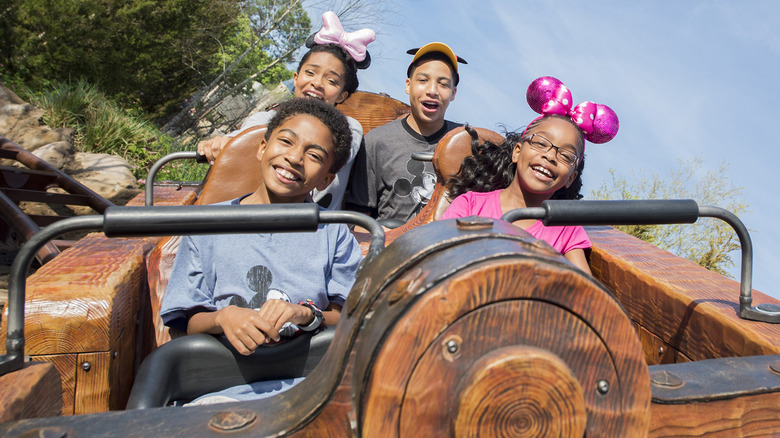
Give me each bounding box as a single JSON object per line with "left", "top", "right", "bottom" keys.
{"left": 31, "top": 141, "right": 74, "bottom": 170}
{"left": 66, "top": 152, "right": 138, "bottom": 207}
{"left": 0, "top": 86, "right": 74, "bottom": 151}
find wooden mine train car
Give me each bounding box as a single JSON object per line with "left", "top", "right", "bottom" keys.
{"left": 1, "top": 91, "right": 780, "bottom": 436}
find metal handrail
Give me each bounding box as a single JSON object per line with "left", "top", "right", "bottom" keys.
{"left": 0, "top": 205, "right": 385, "bottom": 376}
{"left": 144, "top": 151, "right": 208, "bottom": 206}
{"left": 501, "top": 199, "right": 779, "bottom": 324}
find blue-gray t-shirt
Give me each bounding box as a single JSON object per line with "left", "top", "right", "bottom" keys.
{"left": 160, "top": 196, "right": 362, "bottom": 401}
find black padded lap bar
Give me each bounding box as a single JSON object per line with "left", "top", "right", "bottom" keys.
{"left": 103, "top": 203, "right": 321, "bottom": 237}
{"left": 501, "top": 199, "right": 701, "bottom": 226}
{"left": 539, "top": 199, "right": 700, "bottom": 226}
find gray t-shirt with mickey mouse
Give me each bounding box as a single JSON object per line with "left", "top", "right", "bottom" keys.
{"left": 160, "top": 196, "right": 362, "bottom": 401}
{"left": 346, "top": 116, "right": 461, "bottom": 222}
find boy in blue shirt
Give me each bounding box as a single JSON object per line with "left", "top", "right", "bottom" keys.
{"left": 160, "top": 98, "right": 362, "bottom": 403}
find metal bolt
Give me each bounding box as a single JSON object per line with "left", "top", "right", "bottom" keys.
{"left": 113, "top": 351, "right": 118, "bottom": 359}
{"left": 209, "top": 409, "right": 257, "bottom": 432}
{"left": 596, "top": 379, "right": 610, "bottom": 394}
{"left": 446, "top": 340, "right": 459, "bottom": 354}
{"left": 658, "top": 346, "right": 665, "bottom": 355}
{"left": 81, "top": 362, "right": 91, "bottom": 372}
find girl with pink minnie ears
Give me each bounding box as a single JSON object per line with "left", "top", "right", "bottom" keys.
{"left": 441, "top": 76, "right": 619, "bottom": 274}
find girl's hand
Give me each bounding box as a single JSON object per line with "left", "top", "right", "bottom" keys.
{"left": 196, "top": 136, "right": 231, "bottom": 165}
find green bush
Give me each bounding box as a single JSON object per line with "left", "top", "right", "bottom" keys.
{"left": 23, "top": 79, "right": 207, "bottom": 183}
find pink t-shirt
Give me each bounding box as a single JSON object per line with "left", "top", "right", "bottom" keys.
{"left": 441, "top": 190, "right": 591, "bottom": 255}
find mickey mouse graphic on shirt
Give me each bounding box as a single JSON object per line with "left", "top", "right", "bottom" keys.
{"left": 392, "top": 158, "right": 436, "bottom": 212}
{"left": 228, "top": 265, "right": 298, "bottom": 337}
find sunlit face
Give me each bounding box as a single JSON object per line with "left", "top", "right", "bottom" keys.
{"left": 293, "top": 52, "right": 349, "bottom": 106}
{"left": 512, "top": 117, "right": 582, "bottom": 195}
{"left": 405, "top": 59, "right": 457, "bottom": 129}
{"left": 256, "top": 114, "right": 336, "bottom": 203}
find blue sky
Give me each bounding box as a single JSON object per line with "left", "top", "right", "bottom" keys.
{"left": 312, "top": 1, "right": 780, "bottom": 297}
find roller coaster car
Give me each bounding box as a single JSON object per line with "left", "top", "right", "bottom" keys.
{"left": 2, "top": 91, "right": 780, "bottom": 436}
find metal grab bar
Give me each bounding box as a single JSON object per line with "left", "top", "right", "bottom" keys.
{"left": 0, "top": 205, "right": 385, "bottom": 376}
{"left": 501, "top": 199, "right": 779, "bottom": 324}
{"left": 144, "top": 151, "right": 208, "bottom": 206}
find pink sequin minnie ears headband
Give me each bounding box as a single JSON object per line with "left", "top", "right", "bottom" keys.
{"left": 524, "top": 76, "right": 619, "bottom": 144}
{"left": 305, "top": 11, "right": 376, "bottom": 70}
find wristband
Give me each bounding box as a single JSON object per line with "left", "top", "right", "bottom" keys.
{"left": 298, "top": 299, "right": 323, "bottom": 332}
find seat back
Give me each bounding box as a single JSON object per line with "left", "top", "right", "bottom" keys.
{"left": 127, "top": 327, "right": 336, "bottom": 409}
{"left": 195, "top": 125, "right": 267, "bottom": 206}
{"left": 336, "top": 90, "right": 410, "bottom": 133}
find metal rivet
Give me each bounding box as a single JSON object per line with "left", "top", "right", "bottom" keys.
{"left": 209, "top": 409, "right": 257, "bottom": 432}
{"left": 446, "top": 340, "right": 459, "bottom": 354}
{"left": 650, "top": 370, "right": 684, "bottom": 388}
{"left": 18, "top": 427, "right": 68, "bottom": 438}
{"left": 113, "top": 352, "right": 118, "bottom": 359}
{"left": 81, "top": 362, "right": 91, "bottom": 372}
{"left": 455, "top": 217, "right": 494, "bottom": 229}
{"left": 658, "top": 346, "right": 665, "bottom": 355}
{"left": 596, "top": 379, "right": 610, "bottom": 394}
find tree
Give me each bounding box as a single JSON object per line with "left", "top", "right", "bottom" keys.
{"left": 161, "top": 0, "right": 394, "bottom": 137}
{"left": 161, "top": 0, "right": 311, "bottom": 136}
{"left": 0, "top": 0, "right": 247, "bottom": 118}
{"left": 589, "top": 158, "right": 749, "bottom": 277}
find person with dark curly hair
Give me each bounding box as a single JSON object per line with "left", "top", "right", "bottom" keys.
{"left": 161, "top": 97, "right": 362, "bottom": 404}
{"left": 197, "top": 11, "right": 374, "bottom": 210}
{"left": 441, "top": 76, "right": 620, "bottom": 275}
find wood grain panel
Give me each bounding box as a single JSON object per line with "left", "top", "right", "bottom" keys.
{"left": 0, "top": 361, "right": 61, "bottom": 422}
{"left": 588, "top": 226, "right": 780, "bottom": 361}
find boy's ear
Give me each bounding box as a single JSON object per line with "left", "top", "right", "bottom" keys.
{"left": 256, "top": 138, "right": 267, "bottom": 161}
{"left": 316, "top": 172, "right": 336, "bottom": 191}
{"left": 450, "top": 85, "right": 457, "bottom": 101}
{"left": 405, "top": 77, "right": 411, "bottom": 95}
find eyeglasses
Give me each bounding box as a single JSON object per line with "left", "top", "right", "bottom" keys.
{"left": 522, "top": 134, "right": 579, "bottom": 167}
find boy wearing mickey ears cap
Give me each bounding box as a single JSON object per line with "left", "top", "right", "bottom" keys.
{"left": 346, "top": 42, "right": 467, "bottom": 224}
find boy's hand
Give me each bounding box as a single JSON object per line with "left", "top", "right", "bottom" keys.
{"left": 196, "top": 136, "right": 231, "bottom": 165}
{"left": 213, "top": 301, "right": 313, "bottom": 355}
{"left": 213, "top": 305, "right": 272, "bottom": 355}
{"left": 255, "top": 299, "right": 315, "bottom": 339}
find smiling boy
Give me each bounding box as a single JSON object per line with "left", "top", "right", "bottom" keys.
{"left": 346, "top": 42, "right": 467, "bottom": 224}
{"left": 161, "top": 98, "right": 362, "bottom": 403}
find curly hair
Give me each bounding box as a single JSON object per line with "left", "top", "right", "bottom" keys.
{"left": 265, "top": 98, "right": 353, "bottom": 174}
{"left": 297, "top": 44, "right": 359, "bottom": 97}
{"left": 447, "top": 117, "right": 585, "bottom": 200}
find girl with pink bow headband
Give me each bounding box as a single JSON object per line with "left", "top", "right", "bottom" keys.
{"left": 441, "top": 76, "right": 619, "bottom": 274}
{"left": 197, "top": 11, "right": 375, "bottom": 211}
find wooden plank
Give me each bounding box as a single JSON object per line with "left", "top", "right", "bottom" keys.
{"left": 636, "top": 323, "right": 691, "bottom": 365}
{"left": 74, "top": 351, "right": 110, "bottom": 415}
{"left": 125, "top": 185, "right": 198, "bottom": 207}
{"left": 0, "top": 165, "right": 58, "bottom": 190}
{"left": 588, "top": 226, "right": 780, "bottom": 361}
{"left": 650, "top": 391, "right": 780, "bottom": 436}
{"left": 1, "top": 187, "right": 93, "bottom": 205}
{"left": 0, "top": 361, "right": 62, "bottom": 422}
{"left": 31, "top": 354, "right": 77, "bottom": 415}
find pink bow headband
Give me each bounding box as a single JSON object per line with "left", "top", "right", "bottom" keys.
{"left": 306, "top": 11, "right": 375, "bottom": 69}
{"left": 524, "top": 76, "right": 619, "bottom": 144}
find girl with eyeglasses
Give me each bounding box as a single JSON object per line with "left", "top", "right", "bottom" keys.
{"left": 441, "top": 76, "right": 619, "bottom": 274}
